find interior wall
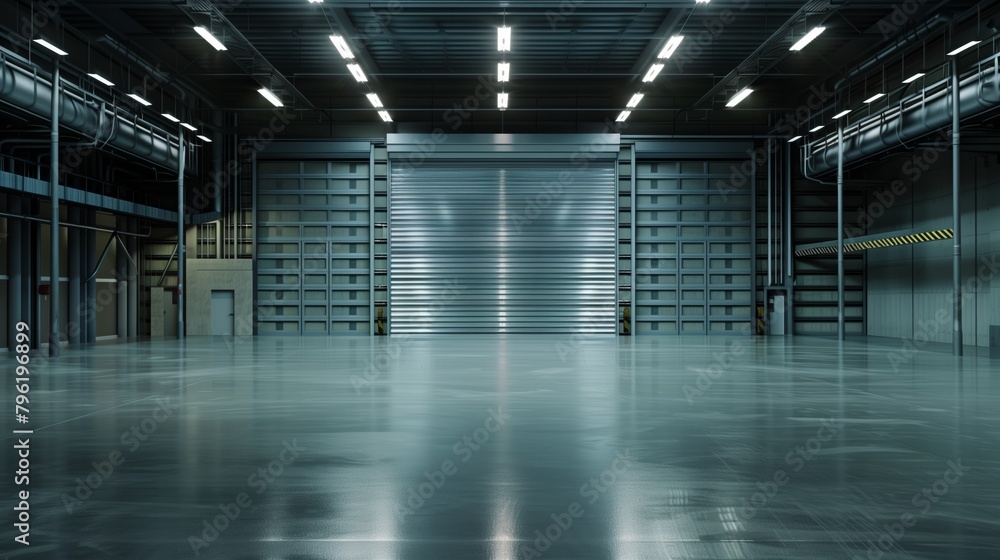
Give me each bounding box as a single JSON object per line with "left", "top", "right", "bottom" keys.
{"left": 186, "top": 259, "right": 253, "bottom": 336}
{"left": 1, "top": 197, "right": 132, "bottom": 350}
{"left": 861, "top": 149, "right": 1000, "bottom": 348}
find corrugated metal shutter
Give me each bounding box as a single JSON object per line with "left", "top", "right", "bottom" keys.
{"left": 389, "top": 160, "right": 616, "bottom": 334}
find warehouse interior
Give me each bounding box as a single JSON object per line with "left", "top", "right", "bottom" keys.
{"left": 1, "top": 0, "right": 999, "bottom": 558}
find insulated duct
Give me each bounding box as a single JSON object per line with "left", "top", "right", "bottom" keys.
{"left": 804, "top": 53, "right": 1000, "bottom": 176}
{"left": 0, "top": 53, "right": 180, "bottom": 172}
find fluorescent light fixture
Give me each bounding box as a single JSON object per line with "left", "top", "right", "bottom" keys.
{"left": 788, "top": 135, "right": 803, "bottom": 143}
{"left": 498, "top": 92, "right": 509, "bottom": 110}
{"left": 498, "top": 62, "right": 510, "bottom": 82}
{"left": 832, "top": 109, "right": 852, "bottom": 119}
{"left": 498, "top": 26, "right": 511, "bottom": 51}
{"left": 88, "top": 73, "right": 115, "bottom": 86}
{"left": 181, "top": 122, "right": 198, "bottom": 132}
{"left": 658, "top": 35, "right": 685, "bottom": 59}
{"left": 789, "top": 26, "right": 826, "bottom": 51}
{"left": 864, "top": 93, "right": 886, "bottom": 103}
{"left": 127, "top": 93, "right": 152, "bottom": 106}
{"left": 193, "top": 26, "right": 227, "bottom": 51}
{"left": 161, "top": 113, "right": 180, "bottom": 123}
{"left": 366, "top": 93, "right": 384, "bottom": 108}
{"left": 627, "top": 93, "right": 644, "bottom": 108}
{"left": 696, "top": 0, "right": 711, "bottom": 3}
{"left": 947, "top": 40, "right": 981, "bottom": 56}
{"left": 329, "top": 35, "right": 354, "bottom": 59}
{"left": 197, "top": 135, "right": 213, "bottom": 143}
{"left": 642, "top": 64, "right": 664, "bottom": 82}
{"left": 378, "top": 110, "right": 393, "bottom": 122}
{"left": 616, "top": 110, "right": 631, "bottom": 122}
{"left": 809, "top": 125, "right": 825, "bottom": 133}
{"left": 902, "top": 72, "right": 925, "bottom": 84}
{"left": 257, "top": 87, "right": 284, "bottom": 107}
{"left": 33, "top": 39, "right": 68, "bottom": 56}
{"left": 309, "top": 0, "right": 323, "bottom": 3}
{"left": 726, "top": 87, "right": 754, "bottom": 107}
{"left": 347, "top": 64, "right": 367, "bottom": 82}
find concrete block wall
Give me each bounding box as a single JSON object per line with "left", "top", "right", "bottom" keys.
{"left": 862, "top": 150, "right": 1000, "bottom": 348}
{"left": 185, "top": 259, "right": 253, "bottom": 336}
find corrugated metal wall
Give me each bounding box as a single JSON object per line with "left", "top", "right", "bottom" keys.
{"left": 389, "top": 161, "right": 617, "bottom": 334}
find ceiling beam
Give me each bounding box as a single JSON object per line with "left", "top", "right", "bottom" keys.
{"left": 178, "top": 0, "right": 316, "bottom": 110}
{"left": 690, "top": 0, "right": 839, "bottom": 109}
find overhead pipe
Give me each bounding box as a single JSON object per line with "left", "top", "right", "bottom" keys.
{"left": 0, "top": 51, "right": 180, "bottom": 172}
{"left": 805, "top": 52, "right": 1000, "bottom": 176}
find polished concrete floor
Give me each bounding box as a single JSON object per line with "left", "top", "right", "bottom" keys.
{"left": 3, "top": 335, "right": 999, "bottom": 560}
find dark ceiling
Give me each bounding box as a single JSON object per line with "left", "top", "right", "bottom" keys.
{"left": 3, "top": 0, "right": 997, "bottom": 137}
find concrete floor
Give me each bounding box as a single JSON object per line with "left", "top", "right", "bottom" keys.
{"left": 3, "top": 335, "right": 999, "bottom": 560}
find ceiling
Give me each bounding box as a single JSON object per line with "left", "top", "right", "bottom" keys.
{"left": 4, "top": 0, "right": 995, "bottom": 137}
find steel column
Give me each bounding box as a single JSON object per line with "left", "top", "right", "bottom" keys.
{"left": 48, "top": 63, "right": 61, "bottom": 356}
{"left": 177, "top": 132, "right": 186, "bottom": 339}
{"left": 7, "top": 198, "right": 23, "bottom": 350}
{"left": 952, "top": 59, "right": 963, "bottom": 356}
{"left": 785, "top": 142, "right": 795, "bottom": 336}
{"left": 68, "top": 207, "right": 81, "bottom": 344}
{"left": 837, "top": 123, "right": 846, "bottom": 342}
{"left": 117, "top": 221, "right": 128, "bottom": 340}
{"left": 85, "top": 212, "right": 97, "bottom": 343}
{"left": 127, "top": 218, "right": 138, "bottom": 338}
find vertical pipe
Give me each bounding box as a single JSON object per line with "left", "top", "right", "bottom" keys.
{"left": 837, "top": 123, "right": 846, "bottom": 342}
{"left": 630, "top": 144, "right": 637, "bottom": 332}
{"left": 251, "top": 147, "right": 258, "bottom": 335}
{"left": 767, "top": 139, "right": 773, "bottom": 286}
{"left": 127, "top": 218, "right": 138, "bottom": 338}
{"left": 177, "top": 132, "right": 186, "bottom": 339}
{"left": 48, "top": 63, "right": 61, "bottom": 356}
{"left": 952, "top": 59, "right": 963, "bottom": 356}
{"left": 7, "top": 198, "right": 22, "bottom": 350}
{"left": 750, "top": 150, "right": 758, "bottom": 335}
{"left": 117, "top": 227, "right": 127, "bottom": 340}
{"left": 86, "top": 212, "right": 96, "bottom": 343}
{"left": 31, "top": 221, "right": 40, "bottom": 350}
{"left": 370, "top": 144, "right": 376, "bottom": 335}
{"left": 68, "top": 207, "right": 81, "bottom": 344}
{"left": 785, "top": 142, "right": 795, "bottom": 336}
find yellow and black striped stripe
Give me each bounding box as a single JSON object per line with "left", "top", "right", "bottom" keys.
{"left": 795, "top": 229, "right": 953, "bottom": 258}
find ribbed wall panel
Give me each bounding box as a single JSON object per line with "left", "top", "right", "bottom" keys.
{"left": 390, "top": 161, "right": 616, "bottom": 334}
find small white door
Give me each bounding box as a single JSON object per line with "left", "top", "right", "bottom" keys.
{"left": 211, "top": 290, "right": 235, "bottom": 336}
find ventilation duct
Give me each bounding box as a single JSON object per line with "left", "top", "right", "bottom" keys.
{"left": 0, "top": 52, "right": 180, "bottom": 171}
{"left": 804, "top": 53, "right": 1000, "bottom": 176}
